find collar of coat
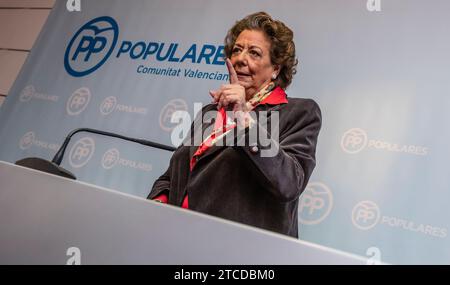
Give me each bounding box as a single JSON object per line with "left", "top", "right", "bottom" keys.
{"left": 258, "top": 86, "right": 288, "bottom": 105}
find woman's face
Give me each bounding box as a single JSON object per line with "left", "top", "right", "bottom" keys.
{"left": 230, "top": 29, "right": 279, "bottom": 99}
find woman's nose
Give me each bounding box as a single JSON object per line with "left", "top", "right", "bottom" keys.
{"left": 234, "top": 50, "right": 248, "bottom": 65}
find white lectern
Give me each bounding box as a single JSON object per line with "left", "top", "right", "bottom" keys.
{"left": 0, "top": 161, "right": 367, "bottom": 265}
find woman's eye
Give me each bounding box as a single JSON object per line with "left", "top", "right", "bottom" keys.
{"left": 250, "top": 50, "right": 261, "bottom": 57}
{"left": 232, "top": 47, "right": 241, "bottom": 54}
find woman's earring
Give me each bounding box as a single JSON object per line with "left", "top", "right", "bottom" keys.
{"left": 272, "top": 73, "right": 277, "bottom": 80}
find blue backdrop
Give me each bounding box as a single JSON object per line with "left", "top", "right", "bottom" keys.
{"left": 1, "top": 0, "right": 449, "bottom": 264}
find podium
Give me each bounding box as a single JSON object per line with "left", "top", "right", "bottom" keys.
{"left": 0, "top": 161, "right": 368, "bottom": 265}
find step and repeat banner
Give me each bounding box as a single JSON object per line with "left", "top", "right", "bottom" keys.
{"left": 1, "top": 0, "right": 450, "bottom": 264}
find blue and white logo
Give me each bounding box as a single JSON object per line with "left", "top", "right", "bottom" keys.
{"left": 341, "top": 128, "right": 368, "bottom": 154}
{"left": 19, "top": 85, "right": 35, "bottom": 102}
{"left": 352, "top": 200, "right": 381, "bottom": 230}
{"left": 100, "top": 96, "right": 117, "bottom": 115}
{"left": 67, "top": 87, "right": 91, "bottom": 115}
{"left": 299, "top": 182, "right": 333, "bottom": 225}
{"left": 68, "top": 137, "right": 95, "bottom": 168}
{"left": 65, "top": 16, "right": 119, "bottom": 77}
{"left": 102, "top": 148, "right": 120, "bottom": 169}
{"left": 19, "top": 131, "right": 35, "bottom": 150}
{"left": 159, "top": 99, "right": 188, "bottom": 132}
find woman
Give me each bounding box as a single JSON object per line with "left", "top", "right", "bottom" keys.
{"left": 147, "top": 12, "right": 321, "bottom": 238}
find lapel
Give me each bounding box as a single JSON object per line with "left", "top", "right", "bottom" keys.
{"left": 188, "top": 103, "right": 215, "bottom": 160}
{"left": 189, "top": 104, "right": 285, "bottom": 168}
{"left": 188, "top": 110, "right": 223, "bottom": 166}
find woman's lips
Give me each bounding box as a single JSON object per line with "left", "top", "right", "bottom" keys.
{"left": 237, "top": 73, "right": 251, "bottom": 80}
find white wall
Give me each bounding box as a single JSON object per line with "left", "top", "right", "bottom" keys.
{"left": 0, "top": 0, "right": 54, "bottom": 107}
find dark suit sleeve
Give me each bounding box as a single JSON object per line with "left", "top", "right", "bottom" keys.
{"left": 237, "top": 99, "right": 322, "bottom": 202}
{"left": 147, "top": 166, "right": 170, "bottom": 199}
{"left": 146, "top": 103, "right": 215, "bottom": 200}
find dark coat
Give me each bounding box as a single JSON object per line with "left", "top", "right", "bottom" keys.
{"left": 148, "top": 96, "right": 322, "bottom": 238}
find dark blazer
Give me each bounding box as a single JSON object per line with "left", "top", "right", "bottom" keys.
{"left": 148, "top": 96, "right": 322, "bottom": 238}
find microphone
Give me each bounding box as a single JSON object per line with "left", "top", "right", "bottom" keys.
{"left": 15, "top": 128, "right": 176, "bottom": 180}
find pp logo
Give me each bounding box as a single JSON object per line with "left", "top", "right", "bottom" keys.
{"left": 100, "top": 96, "right": 117, "bottom": 115}
{"left": 19, "top": 131, "right": 35, "bottom": 150}
{"left": 64, "top": 16, "right": 119, "bottom": 77}
{"left": 341, "top": 128, "right": 368, "bottom": 154}
{"left": 299, "top": 182, "right": 333, "bottom": 225}
{"left": 19, "top": 85, "right": 35, "bottom": 102}
{"left": 68, "top": 137, "right": 95, "bottom": 168}
{"left": 352, "top": 201, "right": 381, "bottom": 230}
{"left": 102, "top": 148, "right": 120, "bottom": 169}
{"left": 159, "top": 99, "right": 188, "bottom": 132}
{"left": 67, "top": 87, "right": 91, "bottom": 115}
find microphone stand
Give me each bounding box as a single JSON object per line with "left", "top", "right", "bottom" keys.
{"left": 16, "top": 128, "right": 176, "bottom": 180}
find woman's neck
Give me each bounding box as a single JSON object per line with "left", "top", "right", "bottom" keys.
{"left": 245, "top": 81, "right": 274, "bottom": 101}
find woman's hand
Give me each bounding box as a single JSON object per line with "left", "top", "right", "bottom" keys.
{"left": 209, "top": 59, "right": 255, "bottom": 128}
{"left": 209, "top": 59, "right": 249, "bottom": 113}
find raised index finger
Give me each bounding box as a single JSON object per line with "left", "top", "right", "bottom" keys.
{"left": 226, "top": 58, "right": 239, "bottom": 84}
